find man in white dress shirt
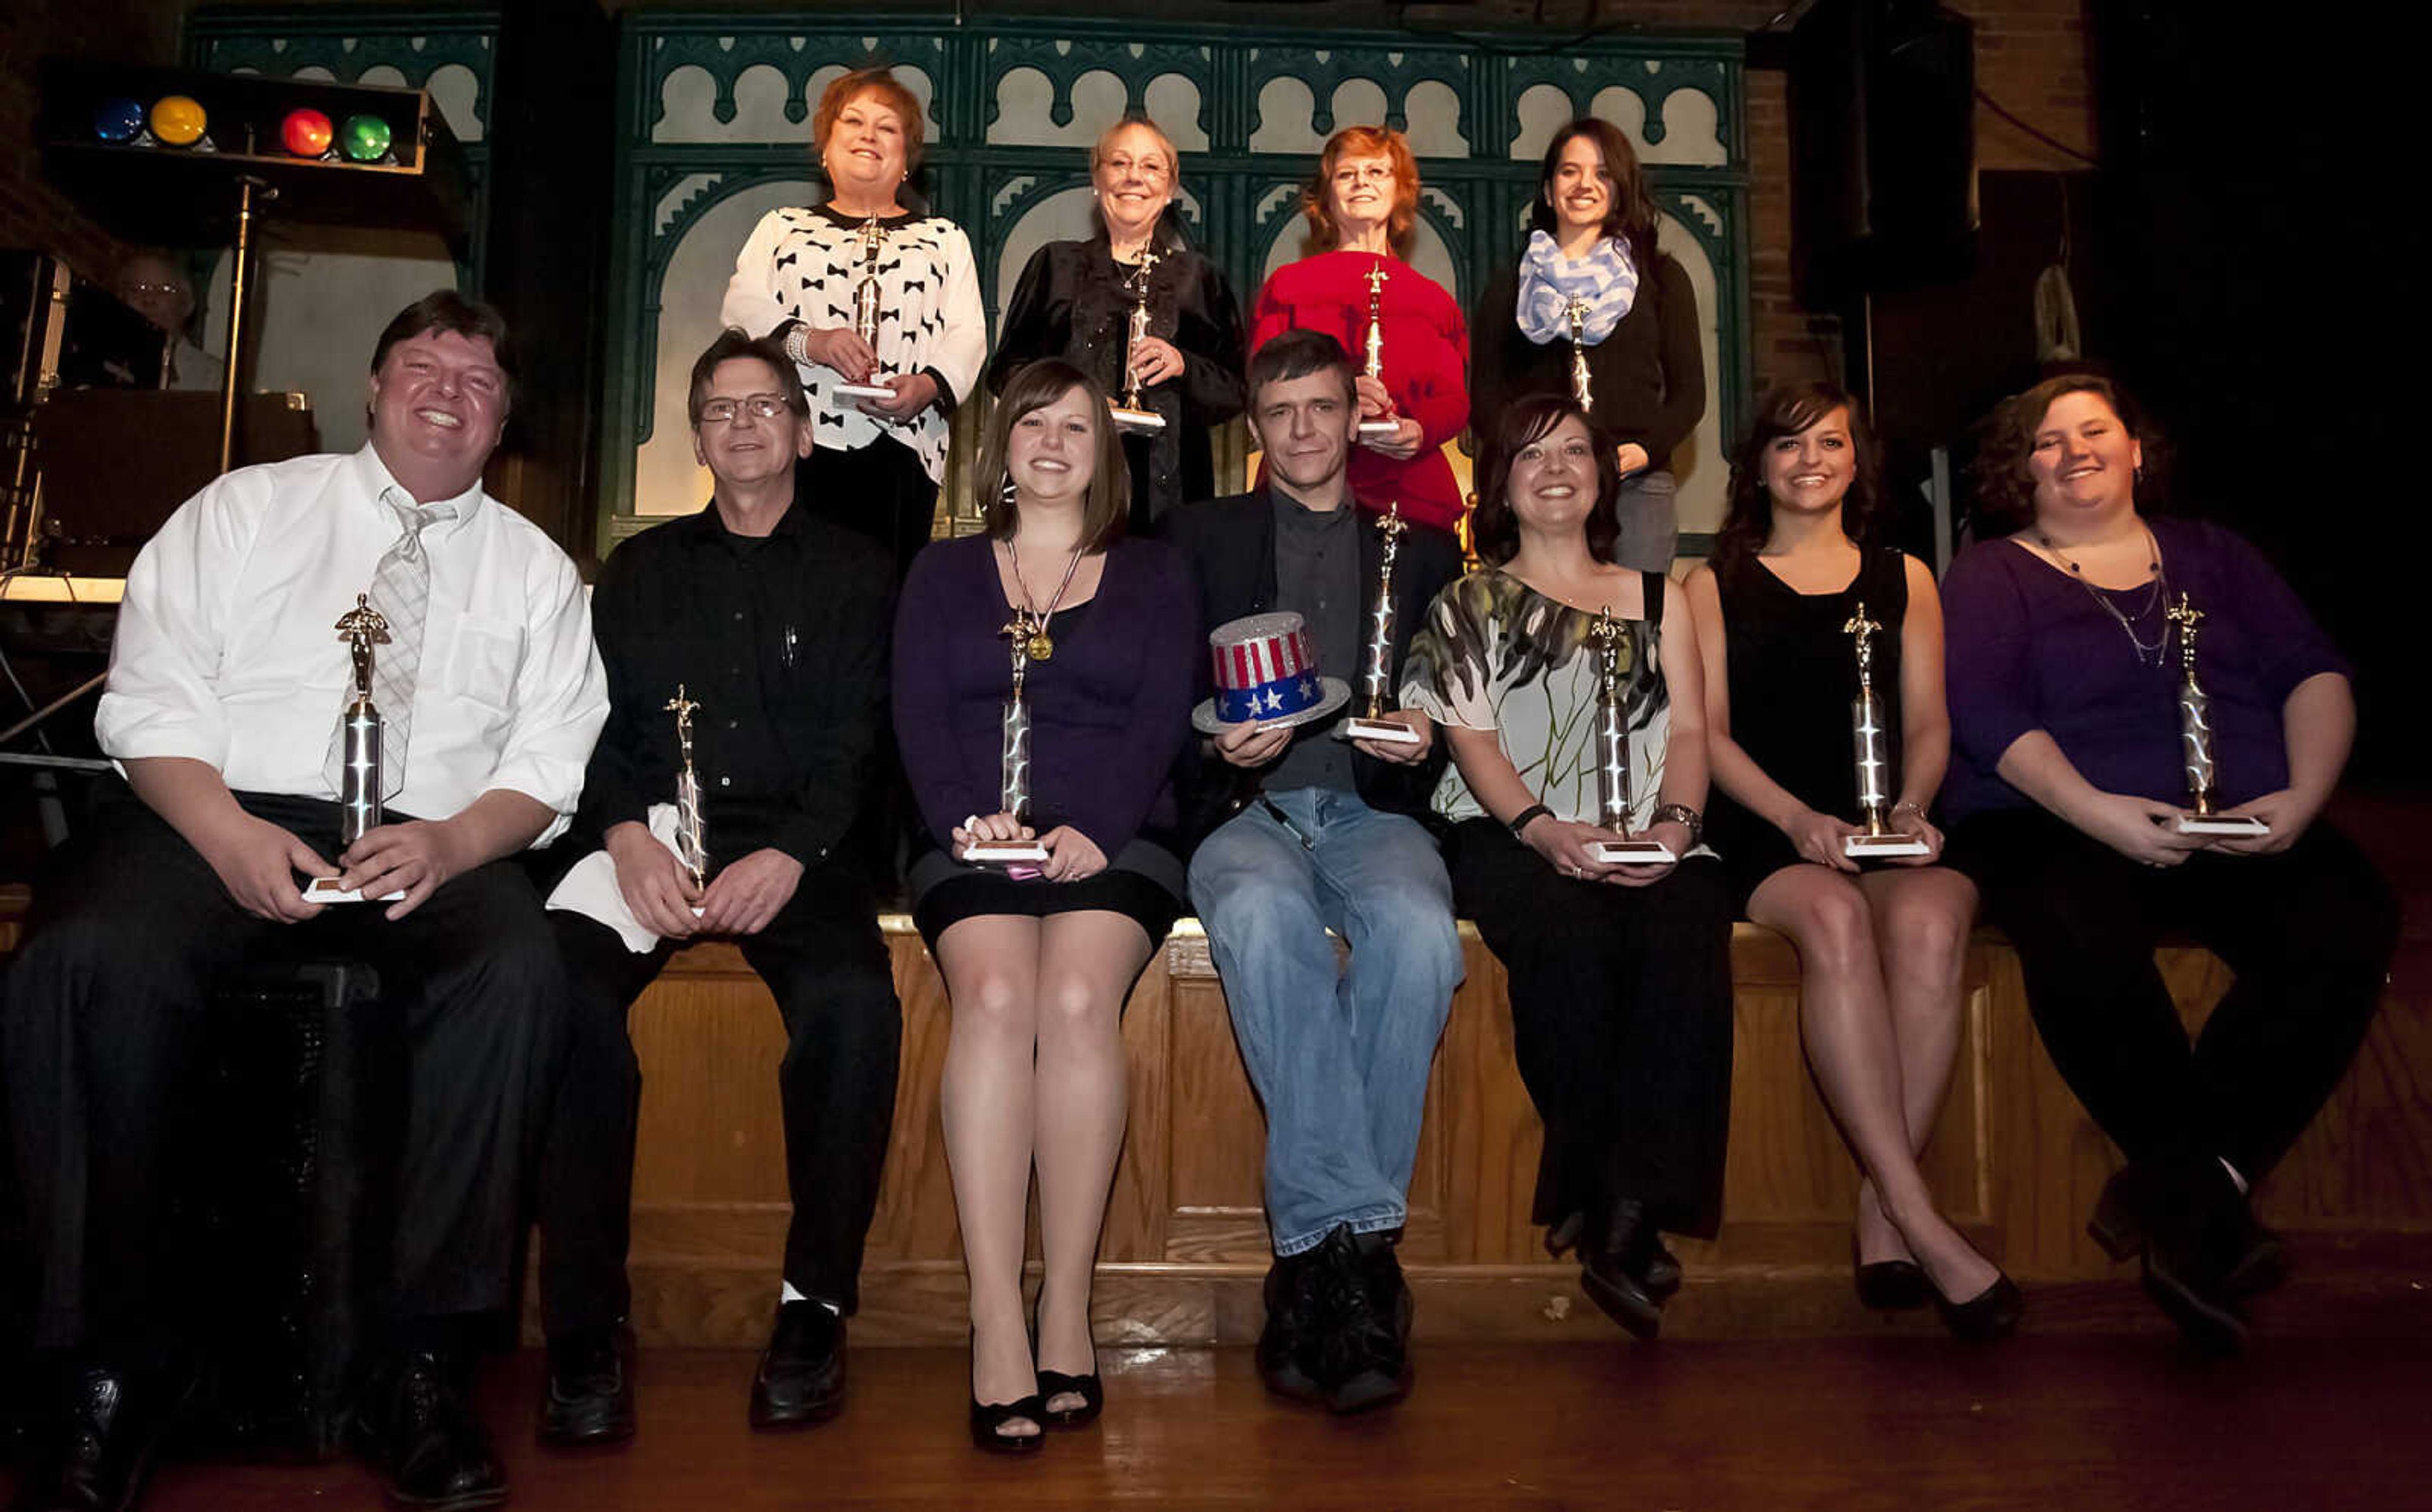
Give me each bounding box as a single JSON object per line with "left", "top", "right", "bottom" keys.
{"left": 0, "top": 291, "right": 607, "bottom": 1512}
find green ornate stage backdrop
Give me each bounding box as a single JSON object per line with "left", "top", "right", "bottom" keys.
{"left": 185, "top": 9, "right": 1747, "bottom": 553}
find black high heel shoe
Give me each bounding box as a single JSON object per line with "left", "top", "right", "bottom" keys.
{"left": 1930, "top": 1271, "right": 2025, "bottom": 1342}
{"left": 969, "top": 1394, "right": 1048, "bottom": 1454}
{"left": 1851, "top": 1232, "right": 1930, "bottom": 1313}
{"left": 967, "top": 1330, "right": 1046, "bottom": 1455}
{"left": 1578, "top": 1199, "right": 1668, "bottom": 1340}
{"left": 1029, "top": 1302, "right": 1103, "bottom": 1429}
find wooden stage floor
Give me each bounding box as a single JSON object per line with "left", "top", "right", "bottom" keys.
{"left": 14, "top": 1282, "right": 2430, "bottom": 1512}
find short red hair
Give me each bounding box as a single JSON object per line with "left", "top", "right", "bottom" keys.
{"left": 1299, "top": 125, "right": 1421, "bottom": 257}
{"left": 813, "top": 68, "right": 926, "bottom": 175}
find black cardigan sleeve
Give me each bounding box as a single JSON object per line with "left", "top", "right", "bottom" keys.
{"left": 1177, "top": 256, "right": 1248, "bottom": 425}
{"left": 987, "top": 243, "right": 1066, "bottom": 396}
{"left": 1635, "top": 255, "right": 1707, "bottom": 468}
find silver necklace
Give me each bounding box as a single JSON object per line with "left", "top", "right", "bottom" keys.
{"left": 2036, "top": 524, "right": 2168, "bottom": 668}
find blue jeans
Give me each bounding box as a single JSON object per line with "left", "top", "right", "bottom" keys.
{"left": 1187, "top": 788, "right": 1464, "bottom": 1256}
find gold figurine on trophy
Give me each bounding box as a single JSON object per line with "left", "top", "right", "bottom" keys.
{"left": 1109, "top": 247, "right": 1167, "bottom": 434}
{"left": 1565, "top": 296, "right": 1595, "bottom": 415}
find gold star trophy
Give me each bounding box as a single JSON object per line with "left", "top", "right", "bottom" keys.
{"left": 2166, "top": 593, "right": 2269, "bottom": 836}
{"left": 830, "top": 213, "right": 896, "bottom": 409}
{"left": 1583, "top": 607, "right": 1674, "bottom": 865}
{"left": 1109, "top": 247, "right": 1168, "bottom": 434}
{"left": 1338, "top": 501, "right": 1421, "bottom": 745}
{"left": 963, "top": 609, "right": 1053, "bottom": 865}
{"left": 1356, "top": 256, "right": 1399, "bottom": 439}
{"left": 1566, "top": 297, "right": 1595, "bottom": 415}
{"left": 666, "top": 684, "right": 709, "bottom": 889}
{"left": 1840, "top": 602, "right": 1929, "bottom": 857}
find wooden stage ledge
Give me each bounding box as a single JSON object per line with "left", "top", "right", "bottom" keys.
{"left": 3, "top": 885, "right": 2426, "bottom": 1344}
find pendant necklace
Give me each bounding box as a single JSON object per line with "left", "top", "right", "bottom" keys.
{"left": 2036, "top": 523, "right": 2169, "bottom": 669}
{"left": 1004, "top": 538, "right": 1086, "bottom": 662}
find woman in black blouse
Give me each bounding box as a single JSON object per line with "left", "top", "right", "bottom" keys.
{"left": 1471, "top": 118, "right": 1705, "bottom": 573}
{"left": 989, "top": 117, "right": 1246, "bottom": 534}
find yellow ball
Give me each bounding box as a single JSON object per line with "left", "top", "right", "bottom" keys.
{"left": 149, "top": 95, "right": 207, "bottom": 148}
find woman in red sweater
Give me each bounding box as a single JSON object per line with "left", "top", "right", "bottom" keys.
{"left": 1248, "top": 125, "right": 1469, "bottom": 532}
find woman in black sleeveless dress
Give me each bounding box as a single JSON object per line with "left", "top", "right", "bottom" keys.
{"left": 1683, "top": 382, "right": 2018, "bottom": 1339}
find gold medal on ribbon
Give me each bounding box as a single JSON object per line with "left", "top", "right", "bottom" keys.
{"left": 1028, "top": 631, "right": 1054, "bottom": 662}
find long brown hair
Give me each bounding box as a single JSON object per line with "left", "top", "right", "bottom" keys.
{"left": 1712, "top": 382, "right": 1880, "bottom": 574}
{"left": 977, "top": 360, "right": 1130, "bottom": 553}
{"left": 1469, "top": 394, "right": 1621, "bottom": 566}
{"left": 1299, "top": 125, "right": 1421, "bottom": 258}
{"left": 1529, "top": 117, "right": 1661, "bottom": 289}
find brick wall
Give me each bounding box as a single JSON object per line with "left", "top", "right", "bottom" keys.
{"left": 0, "top": 0, "right": 187, "bottom": 284}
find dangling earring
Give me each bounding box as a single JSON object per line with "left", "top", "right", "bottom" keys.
{"left": 999, "top": 474, "right": 1018, "bottom": 513}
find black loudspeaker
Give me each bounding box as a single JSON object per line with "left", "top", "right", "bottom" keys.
{"left": 1789, "top": 0, "right": 1979, "bottom": 305}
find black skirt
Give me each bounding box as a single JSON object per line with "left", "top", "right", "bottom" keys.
{"left": 906, "top": 835, "right": 1186, "bottom": 953}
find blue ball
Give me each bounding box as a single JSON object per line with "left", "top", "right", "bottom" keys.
{"left": 94, "top": 98, "right": 146, "bottom": 142}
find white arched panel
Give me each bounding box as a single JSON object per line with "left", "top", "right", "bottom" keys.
{"left": 1403, "top": 79, "right": 1467, "bottom": 158}
{"left": 635, "top": 180, "right": 818, "bottom": 515}
{"left": 1655, "top": 208, "right": 1725, "bottom": 537}
{"left": 1248, "top": 76, "right": 1320, "bottom": 154}
{"left": 1142, "top": 75, "right": 1210, "bottom": 151}
{"left": 986, "top": 68, "right": 1130, "bottom": 146}
{"left": 1592, "top": 84, "right": 1725, "bottom": 168}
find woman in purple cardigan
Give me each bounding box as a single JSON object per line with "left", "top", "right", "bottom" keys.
{"left": 892, "top": 359, "right": 1197, "bottom": 1451}
{"left": 1940, "top": 373, "right": 2395, "bottom": 1353}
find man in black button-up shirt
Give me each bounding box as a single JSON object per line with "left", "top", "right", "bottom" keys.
{"left": 532, "top": 330, "right": 899, "bottom": 1445}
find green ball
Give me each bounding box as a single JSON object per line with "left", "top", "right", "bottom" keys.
{"left": 339, "top": 114, "right": 392, "bottom": 163}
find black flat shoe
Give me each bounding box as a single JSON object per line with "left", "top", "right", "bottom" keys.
{"left": 538, "top": 1326, "right": 636, "bottom": 1448}
{"left": 352, "top": 1350, "right": 508, "bottom": 1511}
{"left": 749, "top": 1302, "right": 845, "bottom": 1431}
{"left": 15, "top": 1361, "right": 194, "bottom": 1512}
{"left": 1931, "top": 1273, "right": 2025, "bottom": 1342}
{"left": 968, "top": 1395, "right": 1047, "bottom": 1455}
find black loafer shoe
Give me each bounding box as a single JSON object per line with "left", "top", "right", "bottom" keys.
{"left": 538, "top": 1325, "right": 636, "bottom": 1448}
{"left": 1254, "top": 1249, "right": 1327, "bottom": 1404}
{"left": 352, "top": 1350, "right": 507, "bottom": 1511}
{"left": 749, "top": 1301, "right": 846, "bottom": 1430}
{"left": 13, "top": 1361, "right": 192, "bottom": 1512}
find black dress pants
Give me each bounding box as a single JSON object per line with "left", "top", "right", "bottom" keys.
{"left": 1445, "top": 819, "right": 1735, "bottom": 1240}
{"left": 0, "top": 791, "right": 562, "bottom": 1359}
{"left": 795, "top": 434, "right": 939, "bottom": 587}
{"left": 535, "top": 856, "right": 901, "bottom": 1337}
{"left": 1949, "top": 808, "right": 2397, "bottom": 1182}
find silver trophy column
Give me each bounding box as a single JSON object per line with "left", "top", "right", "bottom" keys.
{"left": 666, "top": 684, "right": 709, "bottom": 889}
{"left": 334, "top": 593, "right": 390, "bottom": 847}
{"left": 830, "top": 214, "right": 895, "bottom": 408}
{"left": 1585, "top": 607, "right": 1672, "bottom": 864}
{"left": 1356, "top": 257, "right": 1397, "bottom": 439}
{"left": 1841, "top": 601, "right": 1928, "bottom": 857}
{"left": 965, "top": 607, "right": 1052, "bottom": 865}
{"left": 1109, "top": 248, "right": 1167, "bottom": 434}
{"left": 1338, "top": 501, "right": 1419, "bottom": 744}
{"left": 2165, "top": 592, "right": 2269, "bottom": 836}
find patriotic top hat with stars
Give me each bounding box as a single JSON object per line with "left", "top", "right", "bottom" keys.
{"left": 1191, "top": 612, "right": 1353, "bottom": 734}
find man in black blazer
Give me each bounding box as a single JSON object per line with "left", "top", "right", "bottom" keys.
{"left": 1161, "top": 330, "right": 1465, "bottom": 1414}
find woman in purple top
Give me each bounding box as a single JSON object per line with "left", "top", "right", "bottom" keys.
{"left": 1940, "top": 373, "right": 2395, "bottom": 1352}
{"left": 892, "top": 360, "right": 1198, "bottom": 1449}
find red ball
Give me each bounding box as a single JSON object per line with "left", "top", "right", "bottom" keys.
{"left": 281, "top": 108, "right": 333, "bottom": 158}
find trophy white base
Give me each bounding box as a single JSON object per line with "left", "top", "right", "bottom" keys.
{"left": 1844, "top": 833, "right": 1932, "bottom": 858}
{"left": 2174, "top": 814, "right": 2269, "bottom": 836}
{"left": 1588, "top": 839, "right": 1676, "bottom": 866}
{"left": 302, "top": 877, "right": 405, "bottom": 904}
{"left": 964, "top": 841, "right": 1053, "bottom": 866}
{"left": 830, "top": 382, "right": 894, "bottom": 410}
{"left": 1110, "top": 405, "right": 1166, "bottom": 433}
{"left": 1356, "top": 419, "right": 1400, "bottom": 439}
{"left": 1336, "top": 717, "right": 1421, "bottom": 744}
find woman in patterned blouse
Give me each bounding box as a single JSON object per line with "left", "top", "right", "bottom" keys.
{"left": 1402, "top": 393, "right": 1732, "bottom": 1340}
{"left": 722, "top": 66, "right": 988, "bottom": 581}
